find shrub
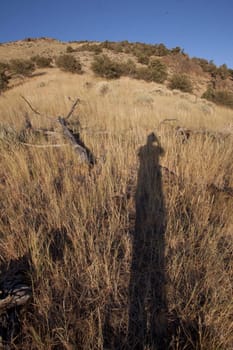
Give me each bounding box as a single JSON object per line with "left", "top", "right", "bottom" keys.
{"left": 0, "top": 71, "right": 9, "bottom": 91}
{"left": 78, "top": 44, "right": 102, "bottom": 54}
{"left": 228, "top": 68, "right": 233, "bottom": 80}
{"left": 31, "top": 55, "right": 52, "bottom": 68}
{"left": 134, "top": 67, "right": 149, "bottom": 81}
{"left": 171, "top": 46, "right": 183, "bottom": 55}
{"left": 99, "top": 41, "right": 171, "bottom": 58}
{"left": 55, "top": 55, "right": 82, "bottom": 73}
{"left": 169, "top": 74, "right": 193, "bottom": 92}
{"left": 155, "top": 43, "right": 170, "bottom": 56}
{"left": 135, "top": 59, "right": 167, "bottom": 83}
{"left": 91, "top": 55, "right": 122, "bottom": 79}
{"left": 137, "top": 54, "right": 150, "bottom": 65}
{"left": 0, "top": 62, "right": 9, "bottom": 72}
{"left": 202, "top": 87, "right": 215, "bottom": 101}
{"left": 202, "top": 87, "right": 233, "bottom": 108}
{"left": 100, "top": 41, "right": 123, "bottom": 52}
{"left": 217, "top": 64, "right": 229, "bottom": 80}
{"left": 193, "top": 58, "right": 217, "bottom": 75}
{"left": 92, "top": 54, "right": 167, "bottom": 83}
{"left": 10, "top": 59, "right": 35, "bottom": 76}
{"left": 66, "top": 45, "right": 75, "bottom": 53}
{"left": 147, "top": 59, "right": 168, "bottom": 83}
{"left": 119, "top": 59, "right": 137, "bottom": 77}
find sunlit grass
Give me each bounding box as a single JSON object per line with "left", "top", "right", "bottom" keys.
{"left": 0, "top": 70, "right": 233, "bottom": 349}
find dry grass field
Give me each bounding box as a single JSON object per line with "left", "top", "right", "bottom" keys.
{"left": 0, "top": 46, "right": 233, "bottom": 349}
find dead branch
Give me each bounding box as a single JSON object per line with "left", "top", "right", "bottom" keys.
{"left": 21, "top": 142, "right": 68, "bottom": 148}
{"left": 20, "top": 95, "right": 41, "bottom": 116}
{"left": 65, "top": 97, "right": 81, "bottom": 120}
{"left": 20, "top": 96, "right": 96, "bottom": 167}
{"left": 175, "top": 126, "right": 232, "bottom": 143}
{"left": 158, "top": 118, "right": 179, "bottom": 126}
{"left": 57, "top": 117, "right": 96, "bottom": 166}
{"left": 28, "top": 128, "right": 60, "bottom": 136}
{"left": 21, "top": 95, "right": 53, "bottom": 121}
{"left": 37, "top": 130, "right": 60, "bottom": 136}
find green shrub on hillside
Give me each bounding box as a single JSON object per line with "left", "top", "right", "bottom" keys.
{"left": 193, "top": 58, "right": 217, "bottom": 75}
{"left": 217, "top": 64, "right": 230, "bottom": 80}
{"left": 100, "top": 41, "right": 124, "bottom": 53}
{"left": 228, "top": 68, "right": 233, "bottom": 80}
{"left": 134, "top": 59, "right": 167, "bottom": 83}
{"left": 31, "top": 55, "right": 52, "bottom": 68}
{"left": 0, "top": 62, "right": 9, "bottom": 72}
{"left": 147, "top": 59, "right": 168, "bottom": 83}
{"left": 66, "top": 45, "right": 75, "bottom": 53}
{"left": 0, "top": 71, "right": 9, "bottom": 91}
{"left": 99, "top": 41, "right": 171, "bottom": 58}
{"left": 202, "top": 87, "right": 233, "bottom": 109}
{"left": 193, "top": 58, "right": 230, "bottom": 80}
{"left": 155, "top": 43, "right": 170, "bottom": 56}
{"left": 0, "top": 62, "right": 10, "bottom": 92}
{"left": 55, "top": 55, "right": 82, "bottom": 73}
{"left": 170, "top": 46, "right": 183, "bottom": 55}
{"left": 91, "top": 54, "right": 168, "bottom": 83}
{"left": 91, "top": 55, "right": 122, "bottom": 79}
{"left": 135, "top": 67, "right": 152, "bottom": 81}
{"left": 119, "top": 59, "right": 137, "bottom": 77}
{"left": 137, "top": 54, "right": 150, "bottom": 65}
{"left": 78, "top": 44, "right": 103, "bottom": 54}
{"left": 169, "top": 73, "right": 193, "bottom": 92}
{"left": 10, "top": 59, "right": 35, "bottom": 76}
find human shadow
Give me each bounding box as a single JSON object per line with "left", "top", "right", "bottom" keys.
{"left": 127, "top": 133, "right": 167, "bottom": 349}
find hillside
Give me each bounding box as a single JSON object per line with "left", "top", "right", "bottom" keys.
{"left": 0, "top": 39, "right": 233, "bottom": 349}
{"left": 1, "top": 38, "right": 233, "bottom": 98}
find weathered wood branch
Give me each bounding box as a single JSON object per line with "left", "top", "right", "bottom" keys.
{"left": 174, "top": 126, "right": 232, "bottom": 143}
{"left": 158, "top": 118, "right": 179, "bottom": 126}
{"left": 21, "top": 142, "right": 68, "bottom": 148}
{"left": 57, "top": 117, "right": 96, "bottom": 166}
{"left": 65, "top": 97, "right": 80, "bottom": 120}
{"left": 20, "top": 96, "right": 96, "bottom": 167}
{"left": 21, "top": 95, "right": 53, "bottom": 121}
{"left": 20, "top": 95, "right": 41, "bottom": 116}
{"left": 159, "top": 119, "right": 232, "bottom": 143}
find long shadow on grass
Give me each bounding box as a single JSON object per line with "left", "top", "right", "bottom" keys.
{"left": 127, "top": 133, "right": 167, "bottom": 349}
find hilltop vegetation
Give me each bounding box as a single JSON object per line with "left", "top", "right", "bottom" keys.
{"left": 0, "top": 39, "right": 233, "bottom": 349}
{"left": 1, "top": 38, "right": 233, "bottom": 108}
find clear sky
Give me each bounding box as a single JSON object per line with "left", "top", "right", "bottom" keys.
{"left": 1, "top": 0, "right": 233, "bottom": 68}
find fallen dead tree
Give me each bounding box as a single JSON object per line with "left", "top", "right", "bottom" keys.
{"left": 57, "top": 116, "right": 96, "bottom": 166}
{"left": 20, "top": 96, "right": 96, "bottom": 167}
{"left": 159, "top": 119, "right": 233, "bottom": 144}
{"left": 175, "top": 126, "right": 232, "bottom": 143}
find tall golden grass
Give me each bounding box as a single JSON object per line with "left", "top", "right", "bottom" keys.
{"left": 0, "top": 70, "right": 233, "bottom": 349}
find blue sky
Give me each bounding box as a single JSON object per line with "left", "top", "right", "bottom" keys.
{"left": 1, "top": 0, "right": 233, "bottom": 68}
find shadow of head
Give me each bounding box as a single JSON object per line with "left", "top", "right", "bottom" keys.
{"left": 147, "top": 132, "right": 158, "bottom": 144}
